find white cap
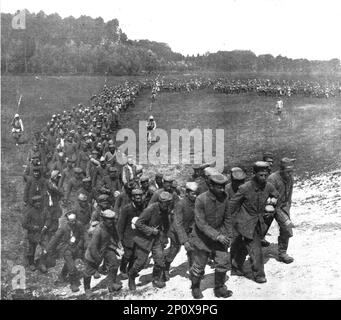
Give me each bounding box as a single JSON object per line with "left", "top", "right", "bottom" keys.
{"left": 51, "top": 170, "right": 60, "bottom": 179}
{"left": 66, "top": 212, "right": 77, "bottom": 221}
{"left": 204, "top": 167, "right": 219, "bottom": 177}
{"left": 101, "top": 209, "right": 116, "bottom": 219}
{"left": 14, "top": 114, "right": 19, "bottom": 118}
{"left": 185, "top": 182, "right": 198, "bottom": 192}
{"left": 136, "top": 164, "right": 143, "bottom": 172}
{"left": 149, "top": 115, "right": 154, "bottom": 120}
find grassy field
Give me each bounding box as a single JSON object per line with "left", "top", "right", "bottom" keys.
{"left": 1, "top": 74, "right": 341, "bottom": 299}
{"left": 124, "top": 87, "right": 341, "bottom": 177}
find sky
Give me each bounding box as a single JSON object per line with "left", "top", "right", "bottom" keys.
{"left": 1, "top": 0, "right": 341, "bottom": 60}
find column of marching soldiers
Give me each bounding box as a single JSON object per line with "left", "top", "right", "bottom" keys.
{"left": 22, "top": 80, "right": 296, "bottom": 299}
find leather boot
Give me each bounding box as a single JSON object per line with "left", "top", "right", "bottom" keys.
{"left": 214, "top": 271, "right": 233, "bottom": 298}
{"left": 152, "top": 266, "right": 166, "bottom": 288}
{"left": 83, "top": 276, "right": 95, "bottom": 298}
{"left": 230, "top": 258, "right": 245, "bottom": 277}
{"left": 69, "top": 274, "right": 80, "bottom": 292}
{"left": 119, "top": 257, "right": 128, "bottom": 279}
{"left": 278, "top": 237, "right": 294, "bottom": 264}
{"left": 27, "top": 255, "right": 36, "bottom": 271}
{"left": 190, "top": 275, "right": 203, "bottom": 299}
{"left": 107, "top": 268, "right": 122, "bottom": 292}
{"left": 38, "top": 253, "right": 48, "bottom": 273}
{"left": 55, "top": 264, "right": 68, "bottom": 284}
{"left": 163, "top": 262, "right": 171, "bottom": 282}
{"left": 128, "top": 269, "right": 137, "bottom": 291}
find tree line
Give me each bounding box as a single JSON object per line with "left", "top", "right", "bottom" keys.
{"left": 1, "top": 10, "right": 340, "bottom": 75}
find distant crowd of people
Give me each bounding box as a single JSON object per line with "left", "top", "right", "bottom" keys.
{"left": 213, "top": 78, "right": 341, "bottom": 98}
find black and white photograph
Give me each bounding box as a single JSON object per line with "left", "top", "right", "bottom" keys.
{"left": 1, "top": 0, "right": 341, "bottom": 304}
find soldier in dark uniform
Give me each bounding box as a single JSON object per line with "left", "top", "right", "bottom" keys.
{"left": 90, "top": 194, "right": 112, "bottom": 223}
{"left": 190, "top": 164, "right": 209, "bottom": 195}
{"left": 128, "top": 192, "right": 173, "bottom": 290}
{"left": 225, "top": 167, "right": 246, "bottom": 200}
{"left": 46, "top": 170, "right": 64, "bottom": 242}
{"left": 23, "top": 166, "right": 48, "bottom": 207}
{"left": 261, "top": 151, "right": 275, "bottom": 247}
{"left": 46, "top": 211, "right": 84, "bottom": 292}
{"left": 65, "top": 167, "right": 84, "bottom": 203}
{"left": 98, "top": 166, "right": 121, "bottom": 204}
{"left": 58, "top": 157, "right": 76, "bottom": 189}
{"left": 263, "top": 151, "right": 274, "bottom": 174}
{"left": 225, "top": 167, "right": 246, "bottom": 269}
{"left": 86, "top": 150, "right": 100, "bottom": 182}
{"left": 113, "top": 181, "right": 136, "bottom": 220}
{"left": 49, "top": 151, "right": 66, "bottom": 174}
{"left": 201, "top": 166, "right": 220, "bottom": 194}
{"left": 229, "top": 161, "right": 279, "bottom": 283}
{"left": 23, "top": 157, "right": 45, "bottom": 183}
{"left": 74, "top": 193, "right": 92, "bottom": 239}
{"left": 22, "top": 195, "right": 48, "bottom": 271}
{"left": 140, "top": 175, "right": 155, "bottom": 207}
{"left": 164, "top": 182, "right": 199, "bottom": 281}
{"left": 83, "top": 209, "right": 121, "bottom": 298}
{"left": 154, "top": 172, "right": 163, "bottom": 189}
{"left": 76, "top": 177, "right": 95, "bottom": 208}
{"left": 148, "top": 175, "right": 179, "bottom": 208}
{"left": 76, "top": 143, "right": 90, "bottom": 173}
{"left": 103, "top": 143, "right": 117, "bottom": 167}
{"left": 117, "top": 189, "right": 144, "bottom": 282}
{"left": 267, "top": 158, "right": 295, "bottom": 264}
{"left": 93, "top": 156, "right": 109, "bottom": 188}
{"left": 27, "top": 144, "right": 42, "bottom": 165}
{"left": 189, "top": 174, "right": 233, "bottom": 299}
